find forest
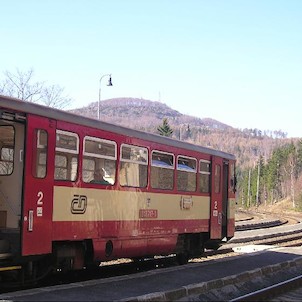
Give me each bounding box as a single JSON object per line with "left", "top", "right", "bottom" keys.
{"left": 238, "top": 141, "right": 302, "bottom": 210}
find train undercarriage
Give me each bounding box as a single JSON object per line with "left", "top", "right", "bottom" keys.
{"left": 0, "top": 231, "right": 227, "bottom": 286}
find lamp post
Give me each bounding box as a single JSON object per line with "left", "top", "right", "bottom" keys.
{"left": 98, "top": 74, "right": 113, "bottom": 120}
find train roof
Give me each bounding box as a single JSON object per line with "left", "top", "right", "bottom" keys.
{"left": 0, "top": 95, "right": 235, "bottom": 161}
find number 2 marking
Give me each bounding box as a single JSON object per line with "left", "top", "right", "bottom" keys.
{"left": 36, "top": 191, "right": 44, "bottom": 217}
{"left": 37, "top": 191, "right": 43, "bottom": 205}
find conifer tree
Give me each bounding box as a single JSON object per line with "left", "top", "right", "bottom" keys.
{"left": 157, "top": 118, "right": 173, "bottom": 137}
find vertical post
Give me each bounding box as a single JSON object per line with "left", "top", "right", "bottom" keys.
{"left": 98, "top": 84, "right": 101, "bottom": 120}
{"left": 98, "top": 74, "right": 112, "bottom": 120}
{"left": 256, "top": 161, "right": 260, "bottom": 207}
{"left": 247, "top": 169, "right": 251, "bottom": 207}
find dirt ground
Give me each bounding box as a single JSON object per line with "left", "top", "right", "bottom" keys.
{"left": 237, "top": 197, "right": 302, "bottom": 219}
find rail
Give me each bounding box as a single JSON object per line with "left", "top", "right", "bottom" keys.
{"left": 230, "top": 275, "right": 302, "bottom": 301}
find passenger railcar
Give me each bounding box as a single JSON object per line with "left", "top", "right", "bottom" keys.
{"left": 0, "top": 95, "right": 236, "bottom": 281}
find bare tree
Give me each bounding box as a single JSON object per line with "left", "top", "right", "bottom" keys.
{"left": 0, "top": 68, "right": 44, "bottom": 102}
{"left": 0, "top": 68, "right": 71, "bottom": 109}
{"left": 42, "top": 85, "right": 71, "bottom": 109}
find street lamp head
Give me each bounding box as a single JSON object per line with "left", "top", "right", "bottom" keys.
{"left": 107, "top": 75, "right": 113, "bottom": 86}
{"left": 98, "top": 73, "right": 113, "bottom": 120}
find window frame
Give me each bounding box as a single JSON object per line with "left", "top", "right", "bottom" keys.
{"left": 151, "top": 150, "right": 174, "bottom": 169}
{"left": 120, "top": 143, "right": 148, "bottom": 165}
{"left": 55, "top": 130, "right": 79, "bottom": 181}
{"left": 177, "top": 155, "right": 197, "bottom": 172}
{"left": 199, "top": 159, "right": 211, "bottom": 193}
{"left": 119, "top": 143, "right": 148, "bottom": 188}
{"left": 0, "top": 125, "right": 15, "bottom": 176}
{"left": 33, "top": 129, "right": 48, "bottom": 179}
{"left": 82, "top": 136, "right": 117, "bottom": 185}
{"left": 176, "top": 155, "right": 197, "bottom": 192}
{"left": 150, "top": 150, "right": 175, "bottom": 190}
{"left": 83, "top": 136, "right": 117, "bottom": 161}
{"left": 214, "top": 164, "right": 221, "bottom": 193}
{"left": 56, "top": 130, "right": 79, "bottom": 154}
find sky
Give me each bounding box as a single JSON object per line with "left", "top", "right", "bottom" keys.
{"left": 1, "top": 0, "right": 302, "bottom": 137}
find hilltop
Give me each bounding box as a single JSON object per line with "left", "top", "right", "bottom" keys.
{"left": 70, "top": 97, "right": 232, "bottom": 132}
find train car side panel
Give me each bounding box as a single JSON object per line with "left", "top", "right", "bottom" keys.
{"left": 52, "top": 187, "right": 210, "bottom": 260}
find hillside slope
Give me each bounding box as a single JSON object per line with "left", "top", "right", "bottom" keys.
{"left": 70, "top": 97, "right": 232, "bottom": 131}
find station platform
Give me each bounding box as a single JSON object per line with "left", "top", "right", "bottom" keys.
{"left": 1, "top": 246, "right": 302, "bottom": 301}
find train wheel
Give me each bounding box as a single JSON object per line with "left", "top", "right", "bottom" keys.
{"left": 24, "top": 256, "right": 54, "bottom": 284}
{"left": 205, "top": 241, "right": 221, "bottom": 250}
{"left": 176, "top": 252, "right": 189, "bottom": 265}
{"left": 84, "top": 260, "right": 101, "bottom": 271}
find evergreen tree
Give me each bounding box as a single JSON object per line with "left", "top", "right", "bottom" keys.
{"left": 157, "top": 118, "right": 173, "bottom": 137}
{"left": 297, "top": 140, "right": 302, "bottom": 171}
{"left": 183, "top": 124, "right": 192, "bottom": 139}
{"left": 264, "top": 148, "right": 282, "bottom": 203}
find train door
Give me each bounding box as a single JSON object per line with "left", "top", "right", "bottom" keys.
{"left": 21, "top": 115, "right": 56, "bottom": 256}
{"left": 0, "top": 114, "right": 25, "bottom": 258}
{"left": 221, "top": 160, "right": 229, "bottom": 238}
{"left": 227, "top": 160, "right": 236, "bottom": 238}
{"left": 209, "top": 156, "right": 229, "bottom": 239}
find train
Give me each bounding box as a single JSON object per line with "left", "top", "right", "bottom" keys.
{"left": 0, "top": 94, "right": 236, "bottom": 282}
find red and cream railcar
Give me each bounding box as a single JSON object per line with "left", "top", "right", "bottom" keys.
{"left": 0, "top": 95, "right": 236, "bottom": 280}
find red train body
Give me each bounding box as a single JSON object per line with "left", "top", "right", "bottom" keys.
{"left": 0, "top": 95, "right": 236, "bottom": 280}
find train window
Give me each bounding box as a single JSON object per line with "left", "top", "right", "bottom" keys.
{"left": 55, "top": 155, "right": 67, "bottom": 179}
{"left": 199, "top": 160, "right": 211, "bottom": 193}
{"left": 0, "top": 126, "right": 14, "bottom": 175}
{"left": 56, "top": 130, "right": 79, "bottom": 153}
{"left": 33, "top": 129, "right": 48, "bottom": 178}
{"left": 0, "top": 147, "right": 14, "bottom": 175}
{"left": 82, "top": 158, "right": 95, "bottom": 181}
{"left": 151, "top": 150, "right": 174, "bottom": 190}
{"left": 83, "top": 136, "right": 117, "bottom": 185}
{"left": 84, "top": 137, "right": 116, "bottom": 159}
{"left": 55, "top": 130, "right": 79, "bottom": 181}
{"left": 214, "top": 164, "right": 221, "bottom": 193}
{"left": 230, "top": 162, "right": 236, "bottom": 193}
{"left": 177, "top": 156, "right": 197, "bottom": 192}
{"left": 119, "top": 144, "right": 148, "bottom": 187}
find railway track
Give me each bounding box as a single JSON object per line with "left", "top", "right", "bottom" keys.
{"left": 230, "top": 275, "right": 302, "bottom": 301}
{"left": 191, "top": 231, "right": 302, "bottom": 264}
{"left": 195, "top": 211, "right": 302, "bottom": 262}
{"left": 216, "top": 211, "right": 302, "bottom": 302}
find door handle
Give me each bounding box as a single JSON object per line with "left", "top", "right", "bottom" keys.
{"left": 20, "top": 150, "right": 23, "bottom": 162}
{"left": 28, "top": 210, "right": 33, "bottom": 231}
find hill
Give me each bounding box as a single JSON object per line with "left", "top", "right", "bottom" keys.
{"left": 70, "top": 97, "right": 232, "bottom": 132}
{"left": 70, "top": 97, "right": 294, "bottom": 170}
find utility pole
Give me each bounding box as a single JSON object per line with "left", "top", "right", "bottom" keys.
{"left": 247, "top": 169, "right": 251, "bottom": 207}
{"left": 256, "top": 161, "right": 260, "bottom": 207}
